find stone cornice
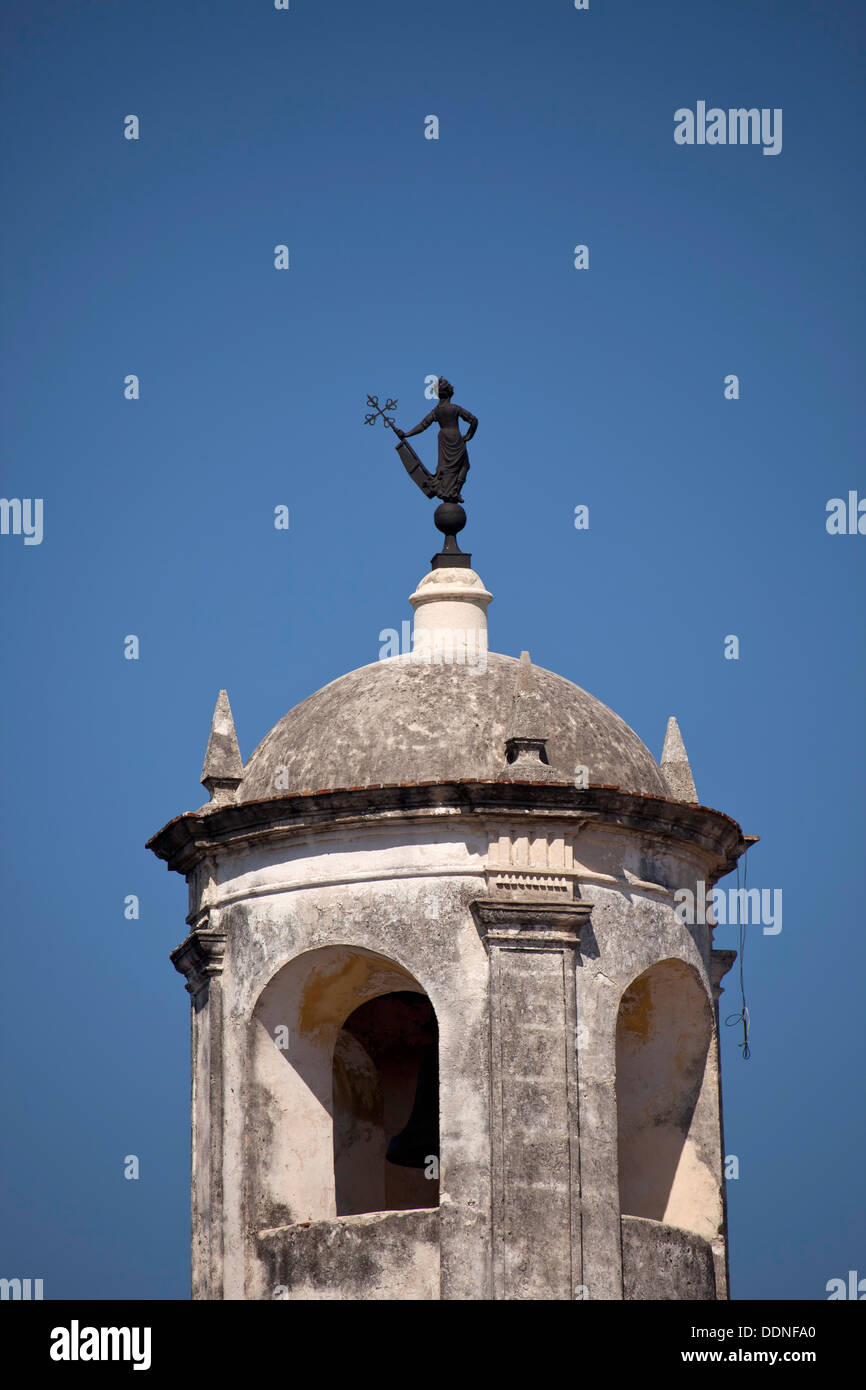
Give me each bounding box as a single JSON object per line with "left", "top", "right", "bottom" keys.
{"left": 471, "top": 897, "right": 592, "bottom": 952}
{"left": 147, "top": 781, "right": 750, "bottom": 880}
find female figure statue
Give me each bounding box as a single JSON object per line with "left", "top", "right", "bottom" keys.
{"left": 396, "top": 378, "right": 477, "bottom": 503}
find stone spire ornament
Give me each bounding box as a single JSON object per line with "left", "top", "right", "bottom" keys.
{"left": 365, "top": 377, "right": 478, "bottom": 568}
{"left": 201, "top": 689, "right": 244, "bottom": 806}
{"left": 660, "top": 715, "right": 698, "bottom": 802}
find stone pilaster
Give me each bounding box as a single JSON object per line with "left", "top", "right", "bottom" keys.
{"left": 172, "top": 919, "right": 228, "bottom": 1300}
{"left": 472, "top": 898, "right": 591, "bottom": 1300}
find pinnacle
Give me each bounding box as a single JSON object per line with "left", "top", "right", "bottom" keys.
{"left": 201, "top": 689, "right": 244, "bottom": 801}
{"left": 660, "top": 715, "right": 697, "bottom": 802}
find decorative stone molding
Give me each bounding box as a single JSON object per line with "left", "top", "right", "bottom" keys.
{"left": 147, "top": 781, "right": 749, "bottom": 883}
{"left": 171, "top": 920, "right": 228, "bottom": 997}
{"left": 472, "top": 897, "right": 591, "bottom": 950}
{"left": 485, "top": 825, "right": 579, "bottom": 899}
{"left": 408, "top": 566, "right": 492, "bottom": 617}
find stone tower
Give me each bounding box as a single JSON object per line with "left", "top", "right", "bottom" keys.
{"left": 148, "top": 560, "right": 749, "bottom": 1301}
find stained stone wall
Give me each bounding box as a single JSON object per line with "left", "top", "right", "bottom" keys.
{"left": 157, "top": 784, "right": 740, "bottom": 1301}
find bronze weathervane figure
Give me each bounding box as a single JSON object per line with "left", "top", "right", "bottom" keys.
{"left": 364, "top": 378, "right": 478, "bottom": 568}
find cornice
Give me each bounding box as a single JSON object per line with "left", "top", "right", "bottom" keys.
{"left": 147, "top": 780, "right": 750, "bottom": 880}
{"left": 471, "top": 896, "right": 593, "bottom": 952}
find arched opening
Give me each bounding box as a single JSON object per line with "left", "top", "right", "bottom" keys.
{"left": 248, "top": 945, "right": 439, "bottom": 1230}
{"left": 616, "top": 959, "right": 714, "bottom": 1232}
{"left": 334, "top": 991, "right": 439, "bottom": 1216}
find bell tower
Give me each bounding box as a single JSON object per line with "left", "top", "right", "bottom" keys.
{"left": 148, "top": 557, "right": 749, "bottom": 1301}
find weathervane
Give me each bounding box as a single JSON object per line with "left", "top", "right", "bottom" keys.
{"left": 364, "top": 395, "right": 399, "bottom": 429}
{"left": 364, "top": 378, "right": 478, "bottom": 569}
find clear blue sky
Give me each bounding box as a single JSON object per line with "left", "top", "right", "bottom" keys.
{"left": 1, "top": 0, "right": 863, "bottom": 1300}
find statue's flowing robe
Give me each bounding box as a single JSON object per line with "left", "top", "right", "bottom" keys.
{"left": 412, "top": 402, "right": 476, "bottom": 501}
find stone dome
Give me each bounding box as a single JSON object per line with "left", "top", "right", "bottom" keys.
{"left": 239, "top": 651, "right": 670, "bottom": 802}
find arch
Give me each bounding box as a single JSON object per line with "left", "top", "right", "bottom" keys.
{"left": 334, "top": 990, "right": 439, "bottom": 1216}
{"left": 247, "top": 944, "right": 436, "bottom": 1230}
{"left": 615, "top": 959, "right": 716, "bottom": 1238}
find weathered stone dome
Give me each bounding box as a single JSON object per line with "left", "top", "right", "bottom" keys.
{"left": 239, "top": 652, "right": 670, "bottom": 802}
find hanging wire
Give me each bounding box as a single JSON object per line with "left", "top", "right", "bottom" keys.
{"left": 724, "top": 845, "right": 751, "bottom": 1059}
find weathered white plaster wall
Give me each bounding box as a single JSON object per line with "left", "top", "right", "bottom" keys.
{"left": 183, "top": 810, "right": 727, "bottom": 1300}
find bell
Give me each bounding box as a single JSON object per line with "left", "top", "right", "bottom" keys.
{"left": 385, "top": 1043, "right": 439, "bottom": 1169}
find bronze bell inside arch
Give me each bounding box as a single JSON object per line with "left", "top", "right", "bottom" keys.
{"left": 385, "top": 1042, "right": 439, "bottom": 1169}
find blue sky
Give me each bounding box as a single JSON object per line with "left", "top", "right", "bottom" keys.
{"left": 1, "top": 0, "right": 863, "bottom": 1300}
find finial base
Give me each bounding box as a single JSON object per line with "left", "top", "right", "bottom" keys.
{"left": 432, "top": 550, "right": 472, "bottom": 569}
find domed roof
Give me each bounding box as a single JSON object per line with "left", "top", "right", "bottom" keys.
{"left": 239, "top": 652, "right": 670, "bottom": 802}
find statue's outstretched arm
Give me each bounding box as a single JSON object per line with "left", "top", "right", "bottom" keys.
{"left": 457, "top": 406, "right": 478, "bottom": 441}
{"left": 400, "top": 410, "right": 437, "bottom": 439}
